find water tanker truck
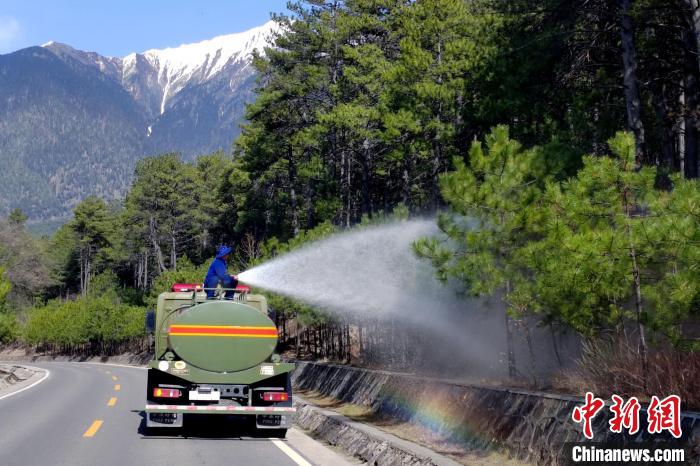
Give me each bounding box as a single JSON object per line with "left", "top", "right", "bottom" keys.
{"left": 144, "top": 283, "right": 295, "bottom": 436}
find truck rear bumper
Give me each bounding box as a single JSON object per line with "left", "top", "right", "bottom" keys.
{"left": 145, "top": 404, "right": 296, "bottom": 415}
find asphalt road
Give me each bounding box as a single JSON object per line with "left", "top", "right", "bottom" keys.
{"left": 0, "top": 362, "right": 354, "bottom": 466}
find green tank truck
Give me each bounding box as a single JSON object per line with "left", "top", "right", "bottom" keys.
{"left": 144, "top": 283, "right": 295, "bottom": 437}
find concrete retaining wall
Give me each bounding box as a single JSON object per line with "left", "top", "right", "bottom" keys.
{"left": 292, "top": 361, "right": 700, "bottom": 465}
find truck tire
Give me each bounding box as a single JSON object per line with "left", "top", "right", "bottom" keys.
{"left": 267, "top": 428, "right": 287, "bottom": 438}
{"left": 245, "top": 417, "right": 287, "bottom": 438}
{"left": 144, "top": 426, "right": 169, "bottom": 436}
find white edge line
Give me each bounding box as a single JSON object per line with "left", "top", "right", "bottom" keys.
{"left": 0, "top": 367, "right": 50, "bottom": 401}
{"left": 271, "top": 438, "right": 313, "bottom": 466}
{"left": 0, "top": 360, "right": 146, "bottom": 371}
{"left": 80, "top": 362, "right": 147, "bottom": 370}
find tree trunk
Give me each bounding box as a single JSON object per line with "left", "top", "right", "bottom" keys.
{"left": 401, "top": 147, "right": 413, "bottom": 209}
{"left": 686, "top": 0, "right": 700, "bottom": 71}
{"left": 79, "top": 250, "right": 85, "bottom": 297}
{"left": 79, "top": 248, "right": 91, "bottom": 297}
{"left": 679, "top": 87, "right": 687, "bottom": 177}
{"left": 149, "top": 216, "right": 167, "bottom": 273}
{"left": 520, "top": 318, "right": 538, "bottom": 387}
{"left": 305, "top": 179, "right": 315, "bottom": 229}
{"left": 345, "top": 324, "right": 351, "bottom": 363}
{"left": 684, "top": 27, "right": 700, "bottom": 178}
{"left": 282, "top": 312, "right": 287, "bottom": 342}
{"left": 431, "top": 140, "right": 442, "bottom": 210}
{"left": 288, "top": 148, "right": 299, "bottom": 237}
{"left": 432, "top": 35, "right": 444, "bottom": 209}
{"left": 623, "top": 187, "right": 649, "bottom": 392}
{"left": 135, "top": 254, "right": 144, "bottom": 290}
{"left": 550, "top": 326, "right": 563, "bottom": 368}
{"left": 619, "top": 0, "right": 646, "bottom": 161}
{"left": 504, "top": 282, "right": 516, "bottom": 379}
{"left": 313, "top": 329, "right": 318, "bottom": 358}
{"left": 629, "top": 240, "right": 649, "bottom": 392}
{"left": 505, "top": 313, "right": 516, "bottom": 379}
{"left": 650, "top": 81, "right": 675, "bottom": 169}
{"left": 361, "top": 139, "right": 372, "bottom": 217}
{"left": 343, "top": 146, "right": 351, "bottom": 227}
{"left": 170, "top": 234, "right": 177, "bottom": 271}
{"left": 143, "top": 250, "right": 148, "bottom": 289}
{"left": 295, "top": 320, "right": 300, "bottom": 359}
{"left": 84, "top": 257, "right": 91, "bottom": 295}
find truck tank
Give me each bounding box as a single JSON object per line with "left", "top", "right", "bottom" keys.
{"left": 167, "top": 300, "right": 278, "bottom": 373}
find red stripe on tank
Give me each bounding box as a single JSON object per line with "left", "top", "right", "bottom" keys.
{"left": 168, "top": 325, "right": 277, "bottom": 337}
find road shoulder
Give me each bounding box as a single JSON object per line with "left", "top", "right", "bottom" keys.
{"left": 295, "top": 395, "right": 464, "bottom": 466}
{"left": 0, "top": 363, "right": 49, "bottom": 400}
{"left": 284, "top": 427, "right": 361, "bottom": 465}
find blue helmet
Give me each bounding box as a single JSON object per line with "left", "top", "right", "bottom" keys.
{"left": 216, "top": 245, "right": 233, "bottom": 258}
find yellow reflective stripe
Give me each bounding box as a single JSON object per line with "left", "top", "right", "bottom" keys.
{"left": 169, "top": 333, "right": 277, "bottom": 338}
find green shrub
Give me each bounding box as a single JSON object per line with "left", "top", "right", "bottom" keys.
{"left": 0, "top": 313, "right": 18, "bottom": 344}
{"left": 23, "top": 276, "right": 147, "bottom": 351}
{"left": 145, "top": 257, "right": 209, "bottom": 308}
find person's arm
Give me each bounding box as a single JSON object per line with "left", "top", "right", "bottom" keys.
{"left": 215, "top": 261, "right": 237, "bottom": 288}
{"left": 225, "top": 275, "right": 239, "bottom": 289}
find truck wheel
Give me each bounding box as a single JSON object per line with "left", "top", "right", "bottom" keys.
{"left": 144, "top": 426, "right": 166, "bottom": 436}
{"left": 267, "top": 428, "right": 287, "bottom": 438}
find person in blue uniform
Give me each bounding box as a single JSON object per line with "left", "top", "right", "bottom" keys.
{"left": 203, "top": 245, "right": 239, "bottom": 298}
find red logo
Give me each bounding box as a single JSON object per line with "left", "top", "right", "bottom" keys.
{"left": 572, "top": 393, "right": 683, "bottom": 439}
{"left": 647, "top": 395, "right": 682, "bottom": 438}
{"left": 609, "top": 395, "right": 641, "bottom": 435}
{"left": 572, "top": 392, "right": 605, "bottom": 439}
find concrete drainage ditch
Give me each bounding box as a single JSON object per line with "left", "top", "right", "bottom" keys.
{"left": 292, "top": 361, "right": 700, "bottom": 465}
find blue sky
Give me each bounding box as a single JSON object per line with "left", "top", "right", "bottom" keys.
{"left": 0, "top": 1, "right": 290, "bottom": 56}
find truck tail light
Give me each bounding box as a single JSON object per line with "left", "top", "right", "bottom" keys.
{"left": 153, "top": 388, "right": 181, "bottom": 398}
{"left": 261, "top": 392, "right": 288, "bottom": 402}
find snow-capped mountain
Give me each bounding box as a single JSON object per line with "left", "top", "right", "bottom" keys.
{"left": 44, "top": 20, "right": 278, "bottom": 120}
{"left": 124, "top": 21, "right": 276, "bottom": 115}
{"left": 0, "top": 22, "right": 279, "bottom": 221}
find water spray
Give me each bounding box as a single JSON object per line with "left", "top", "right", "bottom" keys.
{"left": 237, "top": 219, "right": 510, "bottom": 378}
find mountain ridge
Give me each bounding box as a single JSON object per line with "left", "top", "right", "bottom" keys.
{"left": 43, "top": 20, "right": 277, "bottom": 121}
{"left": 0, "top": 22, "right": 278, "bottom": 222}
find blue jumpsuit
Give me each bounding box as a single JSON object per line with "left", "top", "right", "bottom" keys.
{"left": 203, "top": 254, "right": 237, "bottom": 298}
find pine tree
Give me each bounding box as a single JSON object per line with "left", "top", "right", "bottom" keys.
{"left": 70, "top": 197, "right": 115, "bottom": 296}
{"left": 414, "top": 126, "right": 553, "bottom": 378}
{"left": 122, "top": 154, "right": 203, "bottom": 286}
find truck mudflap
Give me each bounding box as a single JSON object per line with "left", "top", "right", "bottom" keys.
{"left": 145, "top": 404, "right": 296, "bottom": 415}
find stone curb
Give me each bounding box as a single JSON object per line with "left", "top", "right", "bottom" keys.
{"left": 0, "top": 364, "right": 46, "bottom": 397}
{"left": 294, "top": 397, "right": 462, "bottom": 466}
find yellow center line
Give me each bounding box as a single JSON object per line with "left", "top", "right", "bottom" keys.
{"left": 111, "top": 376, "right": 117, "bottom": 381}
{"left": 108, "top": 397, "right": 117, "bottom": 407}
{"left": 83, "top": 420, "right": 103, "bottom": 438}
{"left": 114, "top": 384, "right": 121, "bottom": 391}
